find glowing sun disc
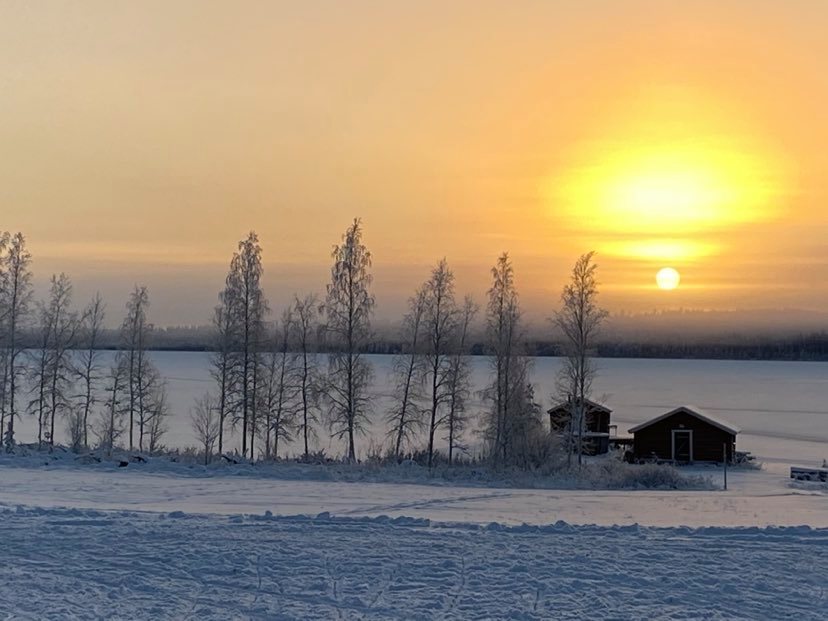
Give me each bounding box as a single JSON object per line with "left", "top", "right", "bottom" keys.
{"left": 656, "top": 267, "right": 681, "bottom": 290}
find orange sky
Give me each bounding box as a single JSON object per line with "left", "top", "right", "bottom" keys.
{"left": 1, "top": 1, "right": 826, "bottom": 325}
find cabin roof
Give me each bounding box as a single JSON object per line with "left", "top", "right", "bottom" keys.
{"left": 628, "top": 406, "right": 740, "bottom": 435}
{"left": 547, "top": 397, "right": 612, "bottom": 415}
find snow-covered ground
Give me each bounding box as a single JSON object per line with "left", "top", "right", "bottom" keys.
{"left": 1, "top": 458, "right": 827, "bottom": 618}
{"left": 2, "top": 505, "right": 826, "bottom": 620}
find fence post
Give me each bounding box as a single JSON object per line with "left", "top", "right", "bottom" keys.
{"left": 723, "top": 443, "right": 728, "bottom": 491}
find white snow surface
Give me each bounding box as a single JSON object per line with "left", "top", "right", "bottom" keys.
{"left": 2, "top": 505, "right": 827, "bottom": 620}
{"left": 1, "top": 459, "right": 827, "bottom": 618}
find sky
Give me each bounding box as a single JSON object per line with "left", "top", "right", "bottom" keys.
{"left": 1, "top": 1, "right": 827, "bottom": 326}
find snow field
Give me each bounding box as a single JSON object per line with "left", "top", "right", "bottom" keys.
{"left": 1, "top": 506, "right": 826, "bottom": 620}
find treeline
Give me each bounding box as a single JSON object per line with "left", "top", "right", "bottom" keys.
{"left": 0, "top": 222, "right": 607, "bottom": 469}
{"left": 14, "top": 323, "right": 827, "bottom": 364}
{"left": 20, "top": 325, "right": 828, "bottom": 363}
{"left": 370, "top": 334, "right": 828, "bottom": 362}
{"left": 593, "top": 334, "right": 828, "bottom": 361}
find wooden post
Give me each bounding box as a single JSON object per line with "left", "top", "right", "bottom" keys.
{"left": 723, "top": 443, "right": 728, "bottom": 491}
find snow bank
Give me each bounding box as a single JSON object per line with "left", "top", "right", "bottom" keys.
{"left": 0, "top": 447, "right": 713, "bottom": 491}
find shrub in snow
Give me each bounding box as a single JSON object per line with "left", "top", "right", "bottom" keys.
{"left": 583, "top": 458, "right": 712, "bottom": 490}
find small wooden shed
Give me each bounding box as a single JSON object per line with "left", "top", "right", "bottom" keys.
{"left": 629, "top": 406, "right": 739, "bottom": 463}
{"left": 548, "top": 397, "right": 612, "bottom": 455}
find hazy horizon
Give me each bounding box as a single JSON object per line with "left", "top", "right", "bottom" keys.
{"left": 4, "top": 1, "right": 828, "bottom": 325}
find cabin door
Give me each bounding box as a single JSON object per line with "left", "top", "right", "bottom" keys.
{"left": 672, "top": 430, "right": 693, "bottom": 463}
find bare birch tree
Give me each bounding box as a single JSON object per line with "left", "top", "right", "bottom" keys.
{"left": 0, "top": 345, "right": 9, "bottom": 447}
{"left": 191, "top": 393, "right": 221, "bottom": 464}
{"left": 96, "top": 363, "right": 126, "bottom": 457}
{"left": 324, "top": 218, "right": 374, "bottom": 461}
{"left": 0, "top": 233, "right": 8, "bottom": 436}
{"left": 28, "top": 301, "right": 52, "bottom": 449}
{"left": 118, "top": 285, "right": 151, "bottom": 451}
{"left": 292, "top": 293, "right": 321, "bottom": 460}
{"left": 259, "top": 309, "right": 300, "bottom": 460}
{"left": 45, "top": 274, "right": 77, "bottom": 449}
{"left": 224, "top": 232, "right": 268, "bottom": 460}
{"left": 145, "top": 382, "right": 168, "bottom": 453}
{"left": 444, "top": 295, "right": 478, "bottom": 464}
{"left": 555, "top": 251, "right": 607, "bottom": 467}
{"left": 74, "top": 294, "right": 105, "bottom": 450}
{"left": 484, "top": 253, "right": 527, "bottom": 466}
{"left": 136, "top": 364, "right": 167, "bottom": 452}
{"left": 1, "top": 233, "right": 33, "bottom": 450}
{"left": 423, "top": 259, "right": 458, "bottom": 468}
{"left": 210, "top": 298, "right": 237, "bottom": 457}
{"left": 387, "top": 286, "right": 427, "bottom": 458}
{"left": 118, "top": 285, "right": 167, "bottom": 453}
{"left": 26, "top": 274, "right": 77, "bottom": 449}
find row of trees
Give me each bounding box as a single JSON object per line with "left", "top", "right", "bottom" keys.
{"left": 0, "top": 231, "right": 169, "bottom": 454}
{"left": 196, "top": 222, "right": 375, "bottom": 463}
{"left": 2, "top": 220, "right": 606, "bottom": 469}
{"left": 194, "top": 220, "right": 606, "bottom": 468}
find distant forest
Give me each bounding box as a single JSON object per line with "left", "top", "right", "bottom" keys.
{"left": 27, "top": 324, "right": 828, "bottom": 362}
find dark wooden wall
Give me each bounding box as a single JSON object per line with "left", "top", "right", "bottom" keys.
{"left": 633, "top": 411, "right": 735, "bottom": 462}
{"left": 549, "top": 406, "right": 611, "bottom": 435}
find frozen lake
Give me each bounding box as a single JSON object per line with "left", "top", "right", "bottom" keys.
{"left": 11, "top": 353, "right": 828, "bottom": 465}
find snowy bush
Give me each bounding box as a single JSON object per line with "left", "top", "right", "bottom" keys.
{"left": 0, "top": 442, "right": 712, "bottom": 490}
{"left": 586, "top": 460, "right": 709, "bottom": 489}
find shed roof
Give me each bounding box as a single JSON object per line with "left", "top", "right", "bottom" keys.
{"left": 547, "top": 397, "right": 612, "bottom": 415}
{"left": 627, "top": 406, "right": 740, "bottom": 435}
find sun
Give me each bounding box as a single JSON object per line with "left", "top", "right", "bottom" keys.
{"left": 656, "top": 267, "right": 681, "bottom": 290}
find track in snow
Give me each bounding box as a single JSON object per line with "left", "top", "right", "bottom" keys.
{"left": 2, "top": 507, "right": 826, "bottom": 620}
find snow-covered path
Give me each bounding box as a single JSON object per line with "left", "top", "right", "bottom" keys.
{"left": 1, "top": 462, "right": 826, "bottom": 528}
{"left": 3, "top": 506, "right": 827, "bottom": 621}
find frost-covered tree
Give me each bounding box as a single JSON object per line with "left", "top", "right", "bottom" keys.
{"left": 259, "top": 309, "right": 300, "bottom": 459}
{"left": 191, "top": 393, "right": 221, "bottom": 464}
{"left": 27, "top": 274, "right": 77, "bottom": 449}
{"left": 145, "top": 381, "right": 168, "bottom": 454}
{"left": 555, "top": 252, "right": 607, "bottom": 467}
{"left": 46, "top": 274, "right": 77, "bottom": 448}
{"left": 210, "top": 298, "right": 237, "bottom": 457}
{"left": 324, "top": 218, "right": 374, "bottom": 461}
{"left": 117, "top": 285, "right": 166, "bottom": 453}
{"left": 444, "top": 295, "right": 477, "bottom": 464}
{"left": 505, "top": 378, "right": 547, "bottom": 469}
{"left": 224, "top": 232, "right": 268, "bottom": 460}
{"left": 0, "top": 232, "right": 33, "bottom": 450}
{"left": 118, "top": 286, "right": 150, "bottom": 450}
{"left": 422, "top": 259, "right": 458, "bottom": 468}
{"left": 0, "top": 346, "right": 9, "bottom": 446}
{"left": 387, "top": 286, "right": 427, "bottom": 458}
{"left": 74, "top": 294, "right": 105, "bottom": 450}
{"left": 136, "top": 364, "right": 168, "bottom": 453}
{"left": 483, "top": 253, "right": 530, "bottom": 466}
{"left": 292, "top": 293, "right": 321, "bottom": 459}
{"left": 96, "top": 364, "right": 126, "bottom": 457}
{"left": 28, "top": 302, "right": 52, "bottom": 448}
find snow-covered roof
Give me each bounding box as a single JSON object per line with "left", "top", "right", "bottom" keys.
{"left": 628, "top": 406, "right": 740, "bottom": 435}
{"left": 547, "top": 398, "right": 612, "bottom": 415}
